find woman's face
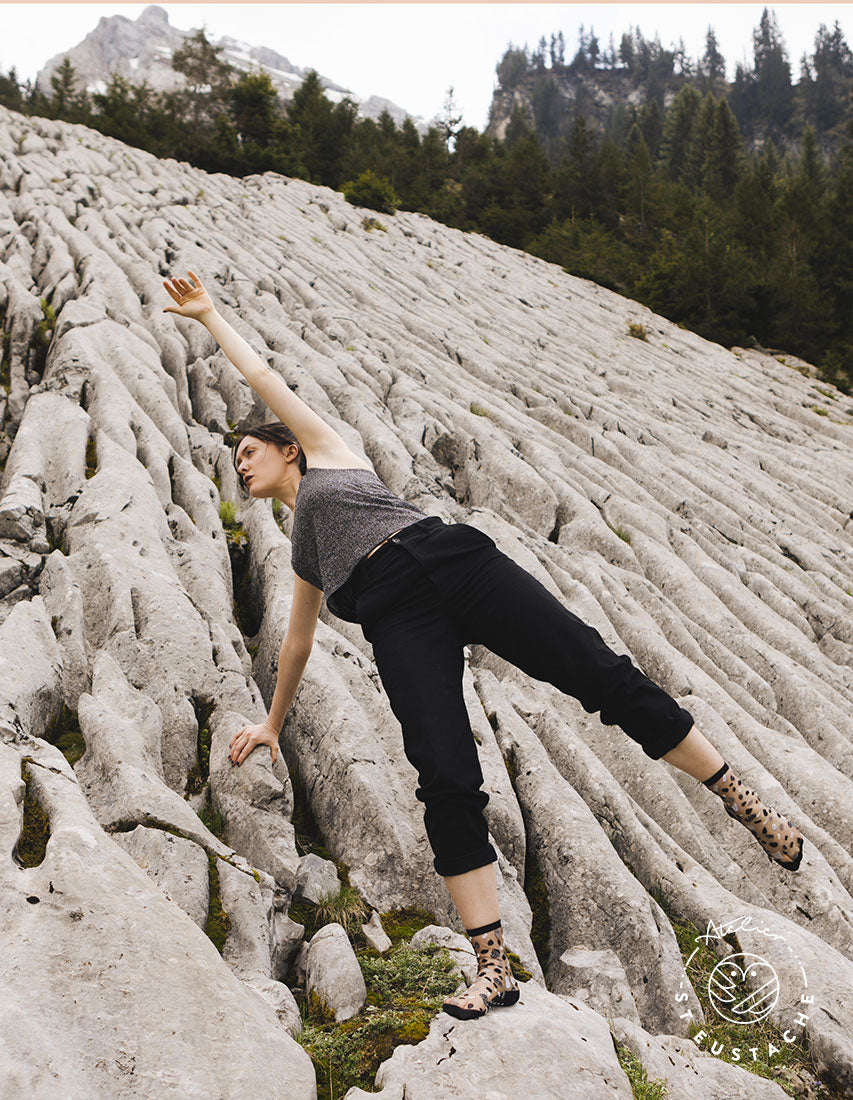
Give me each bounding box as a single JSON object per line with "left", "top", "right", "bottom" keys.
{"left": 235, "top": 436, "right": 287, "bottom": 498}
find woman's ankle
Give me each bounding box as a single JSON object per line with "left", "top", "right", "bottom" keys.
{"left": 466, "top": 918, "right": 502, "bottom": 937}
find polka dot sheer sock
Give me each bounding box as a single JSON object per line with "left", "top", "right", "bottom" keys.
{"left": 442, "top": 919, "right": 520, "bottom": 1020}
{"left": 704, "top": 762, "right": 804, "bottom": 871}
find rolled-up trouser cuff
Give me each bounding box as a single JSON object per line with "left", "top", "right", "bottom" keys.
{"left": 646, "top": 711, "right": 695, "bottom": 760}
{"left": 434, "top": 842, "right": 498, "bottom": 877}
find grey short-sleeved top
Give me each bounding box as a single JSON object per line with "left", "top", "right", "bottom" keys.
{"left": 290, "top": 466, "right": 429, "bottom": 621}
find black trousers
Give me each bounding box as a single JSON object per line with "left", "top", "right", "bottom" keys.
{"left": 342, "top": 516, "right": 694, "bottom": 877}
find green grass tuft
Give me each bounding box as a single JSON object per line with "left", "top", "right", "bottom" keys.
{"left": 614, "top": 1041, "right": 670, "bottom": 1098}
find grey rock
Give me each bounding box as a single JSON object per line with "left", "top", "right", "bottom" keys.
{"left": 271, "top": 910, "right": 306, "bottom": 984}
{"left": 0, "top": 736, "right": 317, "bottom": 1098}
{"left": 301, "top": 921, "right": 367, "bottom": 1022}
{"left": 112, "top": 823, "right": 210, "bottom": 928}
{"left": 362, "top": 909, "right": 392, "bottom": 954}
{"left": 211, "top": 709, "right": 303, "bottom": 895}
{"left": 37, "top": 550, "right": 90, "bottom": 707}
{"left": 0, "top": 580, "right": 34, "bottom": 625}
{"left": 217, "top": 853, "right": 279, "bottom": 972}
{"left": 0, "top": 390, "right": 88, "bottom": 507}
{"left": 344, "top": 979, "right": 635, "bottom": 1099}
{"left": 410, "top": 924, "right": 479, "bottom": 985}
{"left": 0, "top": 552, "right": 23, "bottom": 598}
{"left": 555, "top": 946, "right": 643, "bottom": 1029}
{"left": 295, "top": 851, "right": 342, "bottom": 905}
{"left": 610, "top": 1014, "right": 791, "bottom": 1099}
{"left": 0, "top": 595, "right": 63, "bottom": 740}
{"left": 239, "top": 970, "right": 304, "bottom": 1038}
{"left": 0, "top": 468, "right": 44, "bottom": 541}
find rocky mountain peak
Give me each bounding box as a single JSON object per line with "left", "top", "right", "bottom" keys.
{"left": 35, "top": 5, "right": 426, "bottom": 128}
{"left": 137, "top": 4, "right": 170, "bottom": 27}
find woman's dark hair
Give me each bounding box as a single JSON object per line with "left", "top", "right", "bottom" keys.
{"left": 231, "top": 421, "right": 307, "bottom": 494}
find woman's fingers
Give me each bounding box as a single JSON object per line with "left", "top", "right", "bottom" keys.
{"left": 228, "top": 721, "right": 275, "bottom": 766}
{"left": 161, "top": 274, "right": 196, "bottom": 299}
{"left": 230, "top": 725, "right": 258, "bottom": 765}
{"left": 229, "top": 727, "right": 245, "bottom": 763}
{"left": 162, "top": 280, "right": 190, "bottom": 303}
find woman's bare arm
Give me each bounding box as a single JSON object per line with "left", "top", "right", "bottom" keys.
{"left": 163, "top": 270, "right": 348, "bottom": 454}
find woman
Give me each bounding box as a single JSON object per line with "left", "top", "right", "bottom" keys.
{"left": 162, "top": 271, "right": 805, "bottom": 1021}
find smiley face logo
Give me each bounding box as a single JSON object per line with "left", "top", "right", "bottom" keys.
{"left": 708, "top": 952, "right": 780, "bottom": 1024}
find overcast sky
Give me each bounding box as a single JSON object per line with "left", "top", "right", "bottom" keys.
{"left": 2, "top": 4, "right": 851, "bottom": 130}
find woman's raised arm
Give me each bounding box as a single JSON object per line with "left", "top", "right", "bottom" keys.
{"left": 162, "top": 270, "right": 347, "bottom": 455}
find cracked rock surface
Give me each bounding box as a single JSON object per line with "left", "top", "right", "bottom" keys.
{"left": 1, "top": 104, "right": 852, "bottom": 1096}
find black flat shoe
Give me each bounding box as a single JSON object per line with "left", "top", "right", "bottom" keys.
{"left": 773, "top": 834, "right": 804, "bottom": 871}
{"left": 442, "top": 987, "right": 520, "bottom": 1020}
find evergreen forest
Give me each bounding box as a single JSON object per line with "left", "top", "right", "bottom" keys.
{"left": 1, "top": 8, "right": 851, "bottom": 392}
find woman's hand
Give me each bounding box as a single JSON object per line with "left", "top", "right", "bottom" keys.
{"left": 162, "top": 269, "right": 217, "bottom": 323}
{"left": 229, "top": 720, "right": 280, "bottom": 766}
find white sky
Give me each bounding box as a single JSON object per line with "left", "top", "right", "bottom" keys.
{"left": 1, "top": 4, "right": 850, "bottom": 130}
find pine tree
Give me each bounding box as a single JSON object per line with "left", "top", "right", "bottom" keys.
{"left": 768, "top": 124, "right": 833, "bottom": 355}
{"left": 809, "top": 21, "right": 853, "bottom": 131}
{"left": 683, "top": 92, "right": 717, "bottom": 191}
{"left": 636, "top": 192, "right": 754, "bottom": 342}
{"left": 604, "top": 33, "right": 617, "bottom": 70}
{"left": 171, "top": 26, "right": 233, "bottom": 130}
{"left": 496, "top": 46, "right": 528, "bottom": 90}
{"left": 639, "top": 98, "right": 663, "bottom": 160}
{"left": 619, "top": 31, "right": 634, "bottom": 72}
{"left": 798, "top": 124, "right": 826, "bottom": 200}
{"left": 573, "top": 24, "right": 589, "bottom": 73}
{"left": 419, "top": 126, "right": 451, "bottom": 202}
{"left": 729, "top": 61, "right": 758, "bottom": 139}
{"left": 753, "top": 8, "right": 793, "bottom": 136}
{"left": 732, "top": 141, "right": 779, "bottom": 266}
{"left": 700, "top": 27, "right": 726, "bottom": 93}
{"left": 552, "top": 115, "right": 599, "bottom": 220}
{"left": 92, "top": 74, "right": 156, "bottom": 149}
{"left": 228, "top": 70, "right": 279, "bottom": 149}
{"left": 814, "top": 123, "right": 853, "bottom": 389}
{"left": 659, "top": 84, "right": 701, "bottom": 182}
{"left": 450, "top": 123, "right": 488, "bottom": 182}
{"left": 440, "top": 86, "right": 463, "bottom": 151}
{"left": 595, "top": 138, "right": 626, "bottom": 229}
{"left": 504, "top": 104, "right": 534, "bottom": 149}
{"left": 702, "top": 99, "right": 744, "bottom": 203}
{"left": 49, "top": 57, "right": 78, "bottom": 120}
{"left": 287, "top": 70, "right": 356, "bottom": 188}
{"left": 587, "top": 29, "right": 600, "bottom": 69}
{"left": 532, "top": 75, "right": 562, "bottom": 145}
{"left": 211, "top": 113, "right": 242, "bottom": 174}
{"left": 625, "top": 123, "right": 653, "bottom": 232}
{"left": 534, "top": 35, "right": 548, "bottom": 72}
{"left": 397, "top": 115, "right": 425, "bottom": 203}
{"left": 673, "top": 38, "right": 693, "bottom": 79}
{"left": 0, "top": 67, "right": 24, "bottom": 112}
